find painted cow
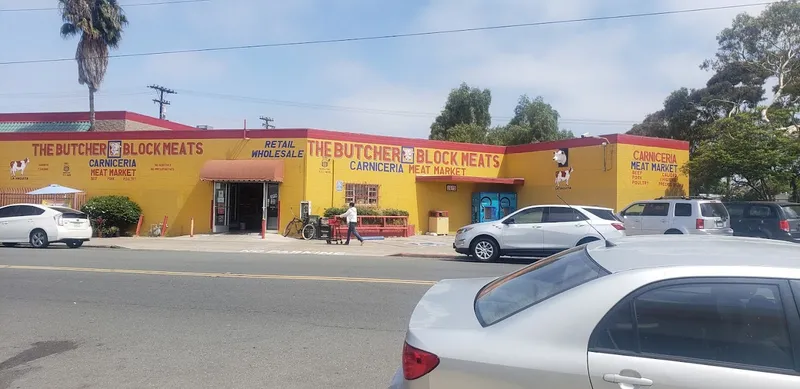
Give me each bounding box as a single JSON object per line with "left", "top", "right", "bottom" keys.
{"left": 9, "top": 158, "right": 30, "bottom": 177}
{"left": 555, "top": 167, "right": 574, "bottom": 187}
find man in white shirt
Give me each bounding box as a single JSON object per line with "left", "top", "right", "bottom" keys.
{"left": 339, "top": 202, "right": 364, "bottom": 245}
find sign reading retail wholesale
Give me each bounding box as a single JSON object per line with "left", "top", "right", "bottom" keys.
{"left": 307, "top": 140, "right": 501, "bottom": 176}
{"left": 30, "top": 140, "right": 204, "bottom": 182}
{"left": 251, "top": 139, "right": 305, "bottom": 158}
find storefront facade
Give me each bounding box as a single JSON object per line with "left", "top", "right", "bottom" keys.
{"left": 0, "top": 128, "right": 688, "bottom": 236}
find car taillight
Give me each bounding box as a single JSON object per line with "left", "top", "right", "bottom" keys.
{"left": 54, "top": 214, "right": 64, "bottom": 226}
{"left": 402, "top": 342, "right": 439, "bottom": 380}
{"left": 780, "top": 220, "right": 790, "bottom": 232}
{"left": 611, "top": 223, "right": 625, "bottom": 230}
{"left": 696, "top": 219, "right": 704, "bottom": 229}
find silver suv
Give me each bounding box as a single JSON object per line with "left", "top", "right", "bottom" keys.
{"left": 619, "top": 196, "right": 733, "bottom": 236}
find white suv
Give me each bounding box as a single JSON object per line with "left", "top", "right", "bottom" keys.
{"left": 0, "top": 203, "right": 93, "bottom": 248}
{"left": 619, "top": 197, "right": 733, "bottom": 236}
{"left": 453, "top": 204, "right": 626, "bottom": 262}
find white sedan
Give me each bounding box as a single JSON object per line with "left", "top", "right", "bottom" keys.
{"left": 0, "top": 203, "right": 92, "bottom": 248}
{"left": 453, "top": 204, "right": 626, "bottom": 261}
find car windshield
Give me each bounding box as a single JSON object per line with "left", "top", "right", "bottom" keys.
{"left": 474, "top": 247, "right": 608, "bottom": 326}
{"left": 584, "top": 208, "right": 620, "bottom": 221}
{"left": 782, "top": 205, "right": 800, "bottom": 219}
{"left": 49, "top": 206, "right": 87, "bottom": 219}
{"left": 701, "top": 202, "right": 729, "bottom": 219}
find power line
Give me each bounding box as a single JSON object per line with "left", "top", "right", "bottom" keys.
{"left": 0, "top": 1, "right": 776, "bottom": 66}
{"left": 0, "top": 0, "right": 210, "bottom": 13}
{"left": 176, "top": 89, "right": 639, "bottom": 125}
{"left": 0, "top": 87, "right": 640, "bottom": 126}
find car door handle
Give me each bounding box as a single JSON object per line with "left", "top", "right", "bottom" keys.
{"left": 603, "top": 373, "right": 653, "bottom": 387}
{"left": 575, "top": 223, "right": 585, "bottom": 227}
{"left": 532, "top": 225, "right": 542, "bottom": 229}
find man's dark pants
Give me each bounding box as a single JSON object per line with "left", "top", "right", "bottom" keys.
{"left": 346, "top": 222, "right": 363, "bottom": 244}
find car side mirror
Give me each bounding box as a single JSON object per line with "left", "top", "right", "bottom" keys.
{"left": 503, "top": 218, "right": 515, "bottom": 225}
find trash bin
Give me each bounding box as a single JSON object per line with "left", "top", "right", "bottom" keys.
{"left": 428, "top": 210, "right": 449, "bottom": 235}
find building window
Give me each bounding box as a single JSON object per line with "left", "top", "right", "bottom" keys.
{"left": 345, "top": 183, "right": 379, "bottom": 206}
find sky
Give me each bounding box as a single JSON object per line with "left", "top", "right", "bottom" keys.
{"left": 0, "top": 0, "right": 770, "bottom": 138}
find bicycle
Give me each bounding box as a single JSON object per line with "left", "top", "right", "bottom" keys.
{"left": 283, "top": 207, "right": 316, "bottom": 240}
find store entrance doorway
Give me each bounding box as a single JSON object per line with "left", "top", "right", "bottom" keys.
{"left": 229, "top": 183, "right": 263, "bottom": 232}
{"left": 212, "top": 182, "right": 280, "bottom": 233}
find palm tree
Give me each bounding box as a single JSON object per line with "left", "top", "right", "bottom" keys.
{"left": 59, "top": 0, "right": 128, "bottom": 130}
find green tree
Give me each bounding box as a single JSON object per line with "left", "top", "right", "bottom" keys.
{"left": 485, "top": 95, "right": 574, "bottom": 145}
{"left": 59, "top": 0, "right": 128, "bottom": 130}
{"left": 684, "top": 112, "right": 798, "bottom": 200}
{"left": 429, "top": 83, "right": 491, "bottom": 143}
{"left": 702, "top": 0, "right": 800, "bottom": 122}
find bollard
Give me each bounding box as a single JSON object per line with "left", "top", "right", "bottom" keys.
{"left": 134, "top": 215, "right": 144, "bottom": 237}
{"left": 161, "top": 216, "right": 168, "bottom": 237}
{"left": 190, "top": 217, "right": 195, "bottom": 237}
{"left": 261, "top": 218, "right": 266, "bottom": 239}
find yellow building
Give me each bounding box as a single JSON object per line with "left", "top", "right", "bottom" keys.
{"left": 0, "top": 126, "right": 689, "bottom": 236}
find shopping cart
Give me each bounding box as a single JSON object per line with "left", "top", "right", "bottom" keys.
{"left": 326, "top": 217, "right": 345, "bottom": 245}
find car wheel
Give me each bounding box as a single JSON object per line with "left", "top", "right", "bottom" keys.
{"left": 2, "top": 243, "right": 17, "bottom": 248}
{"left": 66, "top": 240, "right": 84, "bottom": 249}
{"left": 29, "top": 229, "right": 49, "bottom": 249}
{"left": 665, "top": 229, "right": 683, "bottom": 234}
{"left": 471, "top": 237, "right": 500, "bottom": 263}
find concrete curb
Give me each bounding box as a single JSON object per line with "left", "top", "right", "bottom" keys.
{"left": 85, "top": 244, "right": 125, "bottom": 249}
{"left": 389, "top": 253, "right": 466, "bottom": 259}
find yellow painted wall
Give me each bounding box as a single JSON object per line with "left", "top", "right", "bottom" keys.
{"left": 505, "top": 144, "right": 619, "bottom": 210}
{"left": 615, "top": 143, "right": 690, "bottom": 211}
{"left": 0, "top": 137, "right": 307, "bottom": 236}
{"left": 304, "top": 138, "right": 505, "bottom": 233}
{"left": 0, "top": 132, "right": 689, "bottom": 237}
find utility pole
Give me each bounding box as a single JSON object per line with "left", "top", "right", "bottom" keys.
{"left": 148, "top": 85, "right": 176, "bottom": 120}
{"left": 259, "top": 116, "right": 275, "bottom": 129}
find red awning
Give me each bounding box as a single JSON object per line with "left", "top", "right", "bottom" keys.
{"left": 199, "top": 160, "right": 284, "bottom": 182}
{"left": 415, "top": 175, "right": 524, "bottom": 185}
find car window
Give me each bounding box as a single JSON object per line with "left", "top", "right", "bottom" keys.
{"left": 622, "top": 203, "right": 646, "bottom": 216}
{"left": 726, "top": 204, "right": 745, "bottom": 218}
{"left": 781, "top": 205, "right": 800, "bottom": 219}
{"left": 583, "top": 208, "right": 620, "bottom": 221}
{"left": 747, "top": 205, "right": 775, "bottom": 219}
{"left": 701, "top": 202, "right": 730, "bottom": 219}
{"left": 674, "top": 203, "right": 692, "bottom": 217}
{"left": 544, "top": 207, "right": 586, "bottom": 223}
{"left": 642, "top": 203, "right": 669, "bottom": 217}
{"left": 511, "top": 207, "right": 544, "bottom": 224}
{"left": 590, "top": 282, "right": 794, "bottom": 371}
{"left": 0, "top": 205, "right": 22, "bottom": 218}
{"left": 17, "top": 205, "right": 45, "bottom": 216}
{"left": 474, "top": 247, "right": 608, "bottom": 326}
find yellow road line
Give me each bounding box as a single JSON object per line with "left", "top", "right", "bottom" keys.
{"left": 0, "top": 264, "right": 437, "bottom": 286}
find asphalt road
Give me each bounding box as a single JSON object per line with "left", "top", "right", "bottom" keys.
{"left": 0, "top": 247, "right": 523, "bottom": 389}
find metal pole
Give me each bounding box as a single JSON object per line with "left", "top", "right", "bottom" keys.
{"left": 261, "top": 182, "right": 267, "bottom": 239}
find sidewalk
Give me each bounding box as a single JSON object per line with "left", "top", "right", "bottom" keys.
{"left": 84, "top": 233, "right": 463, "bottom": 259}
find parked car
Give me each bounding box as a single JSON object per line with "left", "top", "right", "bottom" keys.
{"left": 390, "top": 235, "right": 800, "bottom": 389}
{"left": 453, "top": 204, "right": 625, "bottom": 262}
{"left": 724, "top": 201, "right": 800, "bottom": 242}
{"left": 618, "top": 196, "right": 733, "bottom": 235}
{"left": 0, "top": 203, "right": 92, "bottom": 248}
